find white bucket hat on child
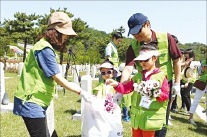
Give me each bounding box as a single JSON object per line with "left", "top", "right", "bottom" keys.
{"left": 99, "top": 62, "right": 114, "bottom": 70}
{"left": 134, "top": 50, "right": 159, "bottom": 61}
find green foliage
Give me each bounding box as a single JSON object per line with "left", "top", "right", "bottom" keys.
{"left": 0, "top": 27, "right": 10, "bottom": 57}
{"left": 118, "top": 38, "right": 132, "bottom": 62}
{"left": 0, "top": 8, "right": 206, "bottom": 64}
{"left": 3, "top": 12, "right": 40, "bottom": 61}
{"left": 179, "top": 43, "right": 207, "bottom": 61}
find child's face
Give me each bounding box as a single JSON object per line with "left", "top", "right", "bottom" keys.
{"left": 100, "top": 68, "right": 114, "bottom": 80}
{"left": 185, "top": 53, "right": 189, "bottom": 59}
{"left": 139, "top": 56, "right": 157, "bottom": 70}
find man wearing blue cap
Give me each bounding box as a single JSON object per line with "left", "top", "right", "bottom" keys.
{"left": 120, "top": 13, "right": 182, "bottom": 137}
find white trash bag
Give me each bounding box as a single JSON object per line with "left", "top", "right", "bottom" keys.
{"left": 81, "top": 93, "right": 123, "bottom": 137}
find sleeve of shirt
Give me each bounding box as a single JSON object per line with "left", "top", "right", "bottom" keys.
{"left": 156, "top": 77, "right": 170, "bottom": 102}
{"left": 167, "top": 33, "right": 182, "bottom": 60}
{"left": 105, "top": 45, "right": 112, "bottom": 57}
{"left": 35, "top": 47, "right": 60, "bottom": 78}
{"left": 125, "top": 45, "right": 136, "bottom": 66}
{"left": 114, "top": 80, "right": 134, "bottom": 94}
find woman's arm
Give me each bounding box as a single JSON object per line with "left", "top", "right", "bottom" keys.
{"left": 52, "top": 73, "right": 82, "bottom": 94}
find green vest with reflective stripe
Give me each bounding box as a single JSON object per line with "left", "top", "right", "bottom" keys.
{"left": 131, "top": 32, "right": 173, "bottom": 80}
{"left": 15, "top": 38, "right": 57, "bottom": 107}
{"left": 199, "top": 59, "right": 207, "bottom": 84}
{"left": 92, "top": 82, "right": 116, "bottom": 98}
{"left": 107, "top": 42, "right": 119, "bottom": 68}
{"left": 130, "top": 71, "right": 168, "bottom": 130}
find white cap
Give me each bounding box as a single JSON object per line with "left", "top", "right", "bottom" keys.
{"left": 99, "top": 62, "right": 114, "bottom": 70}
{"left": 134, "top": 50, "right": 159, "bottom": 61}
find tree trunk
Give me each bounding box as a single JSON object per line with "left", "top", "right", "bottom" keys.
{"left": 59, "top": 51, "right": 63, "bottom": 65}
{"left": 23, "top": 38, "right": 27, "bottom": 62}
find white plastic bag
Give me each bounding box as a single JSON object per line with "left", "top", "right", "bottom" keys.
{"left": 81, "top": 95, "right": 123, "bottom": 137}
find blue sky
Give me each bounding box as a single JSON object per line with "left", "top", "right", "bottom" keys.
{"left": 1, "top": 0, "right": 206, "bottom": 44}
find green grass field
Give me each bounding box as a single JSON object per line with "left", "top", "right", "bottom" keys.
{"left": 1, "top": 72, "right": 206, "bottom": 137}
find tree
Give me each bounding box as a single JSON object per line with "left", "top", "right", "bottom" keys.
{"left": 115, "top": 26, "right": 125, "bottom": 34}
{"left": 3, "top": 12, "right": 40, "bottom": 61}
{"left": 0, "top": 23, "right": 14, "bottom": 69}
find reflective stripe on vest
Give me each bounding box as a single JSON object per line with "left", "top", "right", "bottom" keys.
{"left": 107, "top": 42, "right": 119, "bottom": 68}
{"left": 92, "top": 82, "right": 116, "bottom": 98}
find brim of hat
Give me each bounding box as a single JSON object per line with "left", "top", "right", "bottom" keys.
{"left": 56, "top": 27, "right": 77, "bottom": 36}
{"left": 185, "top": 68, "right": 194, "bottom": 78}
{"left": 134, "top": 54, "right": 152, "bottom": 61}
{"left": 98, "top": 62, "right": 114, "bottom": 70}
{"left": 128, "top": 24, "right": 142, "bottom": 36}
{"left": 134, "top": 50, "right": 159, "bottom": 61}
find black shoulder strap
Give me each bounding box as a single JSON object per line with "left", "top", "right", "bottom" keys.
{"left": 184, "top": 66, "right": 190, "bottom": 78}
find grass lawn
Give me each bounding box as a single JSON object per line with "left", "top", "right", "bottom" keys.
{"left": 1, "top": 72, "right": 206, "bottom": 137}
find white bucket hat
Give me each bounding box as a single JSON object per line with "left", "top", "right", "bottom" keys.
{"left": 99, "top": 62, "right": 114, "bottom": 70}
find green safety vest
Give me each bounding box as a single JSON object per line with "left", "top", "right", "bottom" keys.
{"left": 131, "top": 32, "right": 173, "bottom": 81}
{"left": 15, "top": 38, "right": 57, "bottom": 107}
{"left": 199, "top": 59, "right": 207, "bottom": 84}
{"left": 130, "top": 71, "right": 168, "bottom": 130}
{"left": 92, "top": 82, "right": 116, "bottom": 98}
{"left": 107, "top": 41, "right": 119, "bottom": 68}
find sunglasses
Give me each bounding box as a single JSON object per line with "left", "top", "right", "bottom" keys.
{"left": 139, "top": 58, "right": 150, "bottom": 63}
{"left": 101, "top": 70, "right": 113, "bottom": 75}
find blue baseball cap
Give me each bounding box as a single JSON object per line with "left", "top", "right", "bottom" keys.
{"left": 128, "top": 13, "right": 148, "bottom": 36}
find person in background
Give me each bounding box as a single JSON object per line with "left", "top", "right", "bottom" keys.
{"left": 13, "top": 12, "right": 91, "bottom": 137}
{"left": 189, "top": 53, "right": 207, "bottom": 125}
{"left": 180, "top": 49, "right": 197, "bottom": 115}
{"left": 105, "top": 32, "right": 131, "bottom": 122}
{"left": 171, "top": 48, "right": 186, "bottom": 113}
{"left": 170, "top": 48, "right": 186, "bottom": 113}
{"left": 107, "top": 44, "right": 169, "bottom": 137}
{"left": 105, "top": 31, "right": 123, "bottom": 78}
{"left": 121, "top": 13, "right": 182, "bottom": 137}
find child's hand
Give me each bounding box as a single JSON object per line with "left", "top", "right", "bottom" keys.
{"left": 105, "top": 79, "right": 119, "bottom": 87}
